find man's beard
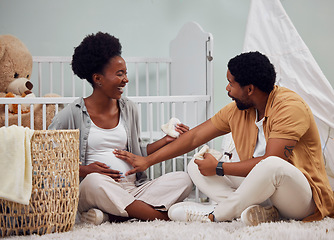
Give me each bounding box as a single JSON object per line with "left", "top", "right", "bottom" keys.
{"left": 234, "top": 98, "right": 252, "bottom": 110}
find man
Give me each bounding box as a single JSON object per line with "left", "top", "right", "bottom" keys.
{"left": 114, "top": 52, "right": 334, "bottom": 225}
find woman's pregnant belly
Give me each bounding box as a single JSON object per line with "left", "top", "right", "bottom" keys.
{"left": 86, "top": 151, "right": 136, "bottom": 182}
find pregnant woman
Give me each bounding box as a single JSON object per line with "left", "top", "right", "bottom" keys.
{"left": 48, "top": 32, "right": 193, "bottom": 224}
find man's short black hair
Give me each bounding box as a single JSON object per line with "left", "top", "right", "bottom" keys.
{"left": 71, "top": 32, "right": 122, "bottom": 86}
{"left": 228, "top": 51, "right": 276, "bottom": 93}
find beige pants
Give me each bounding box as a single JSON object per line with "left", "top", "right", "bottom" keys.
{"left": 188, "top": 156, "right": 315, "bottom": 221}
{"left": 78, "top": 171, "right": 193, "bottom": 217}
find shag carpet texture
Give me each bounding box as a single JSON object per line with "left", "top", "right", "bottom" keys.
{"left": 3, "top": 217, "right": 334, "bottom": 240}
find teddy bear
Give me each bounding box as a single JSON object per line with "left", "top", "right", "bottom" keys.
{"left": 0, "top": 35, "right": 59, "bottom": 130}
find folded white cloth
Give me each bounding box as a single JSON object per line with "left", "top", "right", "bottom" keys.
{"left": 161, "top": 117, "right": 181, "bottom": 138}
{"left": 194, "top": 145, "right": 223, "bottom": 161}
{"left": 0, "top": 125, "right": 34, "bottom": 205}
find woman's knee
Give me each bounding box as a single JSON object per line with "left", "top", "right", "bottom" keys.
{"left": 79, "top": 173, "right": 112, "bottom": 195}
{"left": 81, "top": 173, "right": 102, "bottom": 188}
{"left": 169, "top": 171, "right": 193, "bottom": 189}
{"left": 161, "top": 171, "right": 193, "bottom": 197}
{"left": 172, "top": 171, "right": 194, "bottom": 200}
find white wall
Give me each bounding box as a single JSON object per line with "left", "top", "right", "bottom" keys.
{"left": 1, "top": 0, "right": 333, "bottom": 116}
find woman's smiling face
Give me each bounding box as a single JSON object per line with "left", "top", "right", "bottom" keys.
{"left": 98, "top": 56, "right": 128, "bottom": 99}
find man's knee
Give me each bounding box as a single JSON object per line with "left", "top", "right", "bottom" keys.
{"left": 187, "top": 157, "right": 198, "bottom": 178}
{"left": 252, "top": 156, "right": 304, "bottom": 189}
{"left": 255, "top": 156, "right": 292, "bottom": 174}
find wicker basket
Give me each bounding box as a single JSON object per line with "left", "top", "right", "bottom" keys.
{"left": 0, "top": 129, "right": 80, "bottom": 237}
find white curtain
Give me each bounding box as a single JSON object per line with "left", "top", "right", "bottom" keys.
{"left": 242, "top": 0, "right": 334, "bottom": 189}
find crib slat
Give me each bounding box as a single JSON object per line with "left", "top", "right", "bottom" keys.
{"left": 166, "top": 62, "right": 170, "bottom": 96}
{"left": 61, "top": 62, "right": 64, "bottom": 97}
{"left": 160, "top": 102, "right": 166, "bottom": 175}
{"left": 148, "top": 102, "right": 154, "bottom": 179}
{"left": 17, "top": 105, "right": 22, "bottom": 126}
{"left": 38, "top": 62, "right": 42, "bottom": 97}
{"left": 156, "top": 63, "right": 160, "bottom": 96}
{"left": 145, "top": 63, "right": 149, "bottom": 96}
{"left": 30, "top": 104, "right": 34, "bottom": 129}
{"left": 171, "top": 102, "right": 176, "bottom": 172}
{"left": 183, "top": 102, "right": 188, "bottom": 172}
{"left": 49, "top": 62, "right": 53, "bottom": 93}
{"left": 4, "top": 105, "right": 9, "bottom": 127}
{"left": 135, "top": 63, "right": 139, "bottom": 96}
{"left": 42, "top": 104, "right": 47, "bottom": 130}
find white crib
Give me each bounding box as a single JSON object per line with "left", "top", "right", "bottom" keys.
{"left": 0, "top": 22, "right": 214, "bottom": 201}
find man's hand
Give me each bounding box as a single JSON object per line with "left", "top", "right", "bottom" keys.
{"left": 113, "top": 149, "right": 149, "bottom": 175}
{"left": 194, "top": 153, "right": 218, "bottom": 176}
{"left": 80, "top": 161, "right": 123, "bottom": 181}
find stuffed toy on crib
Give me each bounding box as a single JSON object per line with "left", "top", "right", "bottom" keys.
{"left": 0, "top": 34, "right": 59, "bottom": 129}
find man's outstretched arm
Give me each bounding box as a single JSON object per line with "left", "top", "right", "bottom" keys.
{"left": 114, "top": 119, "right": 226, "bottom": 175}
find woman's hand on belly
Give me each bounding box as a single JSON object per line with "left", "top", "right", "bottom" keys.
{"left": 80, "top": 161, "right": 123, "bottom": 182}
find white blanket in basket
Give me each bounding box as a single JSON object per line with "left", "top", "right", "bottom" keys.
{"left": 0, "top": 125, "right": 34, "bottom": 205}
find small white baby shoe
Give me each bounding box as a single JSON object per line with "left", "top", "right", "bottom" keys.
{"left": 194, "top": 145, "right": 223, "bottom": 161}
{"left": 161, "top": 117, "right": 181, "bottom": 138}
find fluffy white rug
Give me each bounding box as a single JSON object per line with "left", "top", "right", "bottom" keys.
{"left": 3, "top": 217, "right": 334, "bottom": 240}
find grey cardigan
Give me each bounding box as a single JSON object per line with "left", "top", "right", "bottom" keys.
{"left": 48, "top": 97, "right": 148, "bottom": 186}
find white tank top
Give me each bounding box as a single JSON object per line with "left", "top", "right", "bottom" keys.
{"left": 86, "top": 116, "right": 135, "bottom": 182}
{"left": 253, "top": 110, "right": 266, "bottom": 158}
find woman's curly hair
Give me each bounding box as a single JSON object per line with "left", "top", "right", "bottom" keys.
{"left": 227, "top": 51, "right": 276, "bottom": 93}
{"left": 71, "top": 32, "right": 122, "bottom": 86}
